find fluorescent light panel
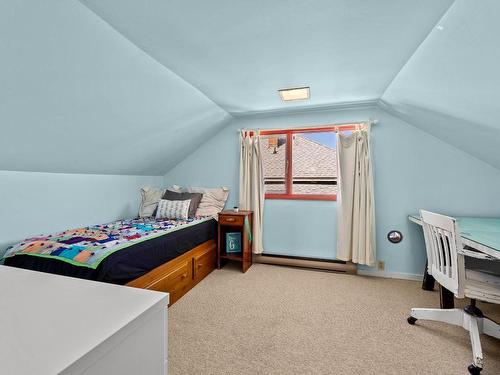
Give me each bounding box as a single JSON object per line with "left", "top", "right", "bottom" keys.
{"left": 279, "top": 86, "right": 310, "bottom": 101}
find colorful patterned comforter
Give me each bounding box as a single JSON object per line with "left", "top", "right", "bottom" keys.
{"left": 2, "top": 217, "right": 213, "bottom": 269}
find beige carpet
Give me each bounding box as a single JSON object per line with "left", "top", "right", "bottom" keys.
{"left": 168, "top": 264, "right": 500, "bottom": 375}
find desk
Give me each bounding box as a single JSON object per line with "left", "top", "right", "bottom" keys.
{"left": 409, "top": 215, "right": 500, "bottom": 308}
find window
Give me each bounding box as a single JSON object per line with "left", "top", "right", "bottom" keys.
{"left": 259, "top": 133, "right": 287, "bottom": 194}
{"left": 260, "top": 125, "right": 357, "bottom": 200}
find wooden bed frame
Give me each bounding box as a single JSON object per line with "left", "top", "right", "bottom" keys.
{"left": 126, "top": 239, "right": 217, "bottom": 306}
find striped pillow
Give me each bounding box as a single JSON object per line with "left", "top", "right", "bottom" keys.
{"left": 155, "top": 199, "right": 191, "bottom": 220}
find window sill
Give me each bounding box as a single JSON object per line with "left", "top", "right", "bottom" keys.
{"left": 265, "top": 194, "right": 337, "bottom": 201}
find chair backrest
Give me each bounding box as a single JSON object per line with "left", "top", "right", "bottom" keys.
{"left": 420, "top": 210, "right": 465, "bottom": 297}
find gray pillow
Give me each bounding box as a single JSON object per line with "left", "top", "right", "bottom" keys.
{"left": 162, "top": 190, "right": 203, "bottom": 218}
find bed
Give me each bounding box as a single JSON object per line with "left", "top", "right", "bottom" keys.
{"left": 3, "top": 216, "right": 217, "bottom": 305}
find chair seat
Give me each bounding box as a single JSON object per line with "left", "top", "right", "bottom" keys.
{"left": 465, "top": 269, "right": 500, "bottom": 304}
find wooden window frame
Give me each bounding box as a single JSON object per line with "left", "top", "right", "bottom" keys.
{"left": 261, "top": 124, "right": 359, "bottom": 201}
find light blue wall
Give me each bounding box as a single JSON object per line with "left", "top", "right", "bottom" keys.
{"left": 0, "top": 171, "right": 161, "bottom": 256}
{"left": 164, "top": 105, "right": 500, "bottom": 276}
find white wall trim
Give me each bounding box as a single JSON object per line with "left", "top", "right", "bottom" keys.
{"left": 357, "top": 269, "right": 423, "bottom": 281}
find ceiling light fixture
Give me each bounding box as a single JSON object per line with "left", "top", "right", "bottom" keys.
{"left": 278, "top": 86, "right": 310, "bottom": 101}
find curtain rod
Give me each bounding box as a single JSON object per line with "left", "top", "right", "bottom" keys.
{"left": 237, "top": 119, "right": 378, "bottom": 133}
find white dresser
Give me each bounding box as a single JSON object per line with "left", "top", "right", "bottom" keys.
{"left": 0, "top": 265, "right": 169, "bottom": 375}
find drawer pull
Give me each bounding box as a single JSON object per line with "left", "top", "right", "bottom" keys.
{"left": 180, "top": 273, "right": 187, "bottom": 279}
{"left": 225, "top": 217, "right": 235, "bottom": 222}
{"left": 197, "top": 263, "right": 203, "bottom": 268}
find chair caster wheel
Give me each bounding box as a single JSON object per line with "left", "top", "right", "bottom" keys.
{"left": 407, "top": 316, "right": 417, "bottom": 325}
{"left": 468, "top": 364, "right": 482, "bottom": 374}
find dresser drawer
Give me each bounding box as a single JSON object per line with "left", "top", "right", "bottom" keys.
{"left": 146, "top": 259, "right": 191, "bottom": 305}
{"left": 193, "top": 246, "right": 216, "bottom": 284}
{"left": 219, "top": 215, "right": 244, "bottom": 226}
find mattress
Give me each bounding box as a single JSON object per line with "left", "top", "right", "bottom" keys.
{"left": 4, "top": 218, "right": 217, "bottom": 284}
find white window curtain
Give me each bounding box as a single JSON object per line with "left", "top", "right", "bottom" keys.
{"left": 336, "top": 123, "right": 376, "bottom": 266}
{"left": 239, "top": 130, "right": 264, "bottom": 254}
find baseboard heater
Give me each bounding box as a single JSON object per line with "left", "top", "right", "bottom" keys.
{"left": 253, "top": 254, "right": 357, "bottom": 274}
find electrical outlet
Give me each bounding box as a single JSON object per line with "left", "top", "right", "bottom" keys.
{"left": 377, "top": 260, "right": 385, "bottom": 271}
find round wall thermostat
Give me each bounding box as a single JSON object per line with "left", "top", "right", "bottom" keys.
{"left": 387, "top": 230, "right": 403, "bottom": 244}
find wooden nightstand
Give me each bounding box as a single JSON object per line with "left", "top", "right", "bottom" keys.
{"left": 217, "top": 210, "right": 253, "bottom": 273}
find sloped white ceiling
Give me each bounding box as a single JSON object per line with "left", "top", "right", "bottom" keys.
{"left": 0, "top": 0, "right": 230, "bottom": 175}
{"left": 381, "top": 0, "right": 500, "bottom": 169}
{"left": 4, "top": 0, "right": 498, "bottom": 176}
{"left": 80, "top": 0, "right": 453, "bottom": 114}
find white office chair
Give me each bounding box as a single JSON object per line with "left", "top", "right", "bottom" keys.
{"left": 408, "top": 210, "right": 500, "bottom": 374}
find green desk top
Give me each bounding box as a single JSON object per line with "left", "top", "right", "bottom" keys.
{"left": 409, "top": 215, "right": 500, "bottom": 254}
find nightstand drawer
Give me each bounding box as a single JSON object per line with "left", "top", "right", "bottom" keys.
{"left": 219, "top": 215, "right": 244, "bottom": 226}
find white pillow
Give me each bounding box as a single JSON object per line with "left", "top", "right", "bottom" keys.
{"left": 168, "top": 186, "right": 229, "bottom": 217}
{"left": 139, "top": 186, "right": 165, "bottom": 218}
{"left": 155, "top": 199, "right": 191, "bottom": 220}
